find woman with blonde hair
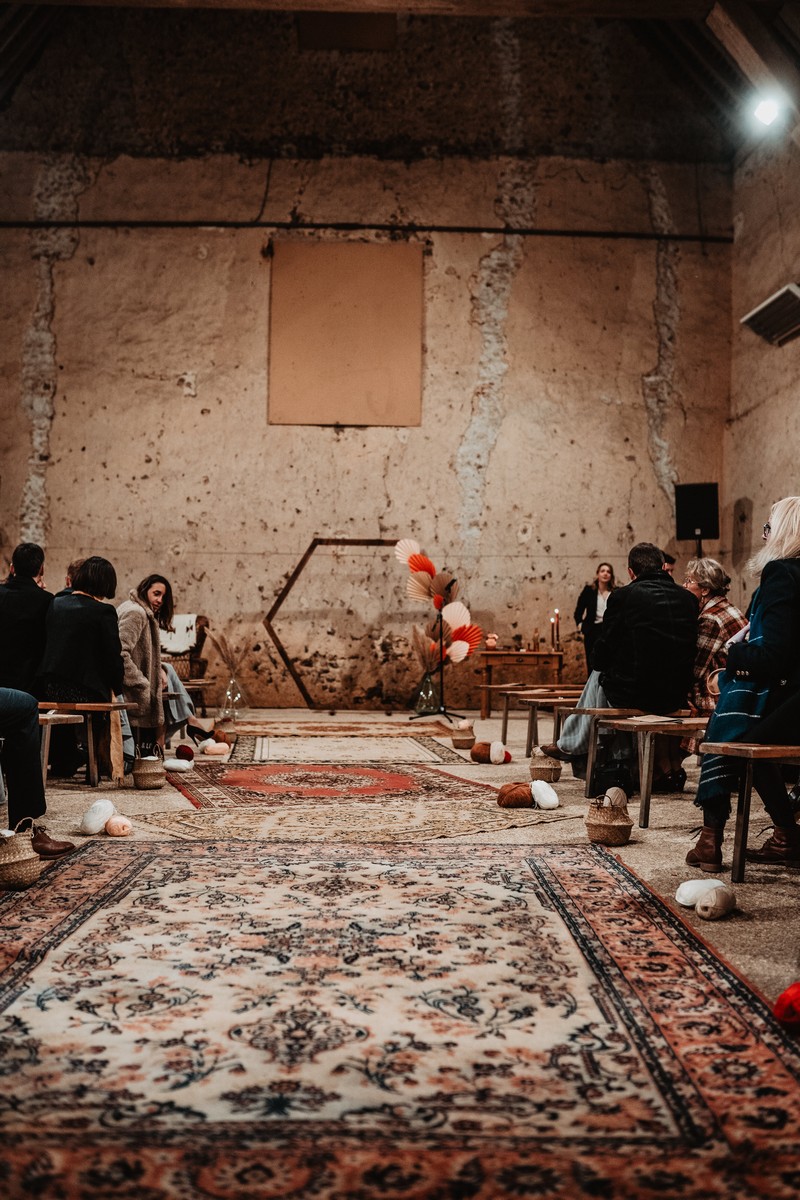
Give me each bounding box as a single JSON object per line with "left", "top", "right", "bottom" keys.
{"left": 683, "top": 557, "right": 748, "bottom": 718}
{"left": 688, "top": 497, "right": 800, "bottom": 872}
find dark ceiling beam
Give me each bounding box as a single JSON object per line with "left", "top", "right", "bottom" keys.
{"left": 706, "top": 0, "right": 800, "bottom": 146}
{"left": 10, "top": 1, "right": 721, "bottom": 18}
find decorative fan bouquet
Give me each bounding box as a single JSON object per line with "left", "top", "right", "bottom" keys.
{"left": 395, "top": 538, "right": 482, "bottom": 671}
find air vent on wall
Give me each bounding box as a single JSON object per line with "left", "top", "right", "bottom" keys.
{"left": 740, "top": 283, "right": 800, "bottom": 346}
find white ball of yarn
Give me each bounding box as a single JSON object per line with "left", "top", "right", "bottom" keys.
{"left": 530, "top": 780, "right": 560, "bottom": 810}
{"left": 80, "top": 799, "right": 116, "bottom": 835}
{"left": 675, "top": 879, "right": 722, "bottom": 907}
{"left": 695, "top": 883, "right": 736, "bottom": 921}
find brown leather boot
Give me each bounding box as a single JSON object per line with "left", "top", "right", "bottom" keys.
{"left": 685, "top": 825, "right": 723, "bottom": 872}
{"left": 746, "top": 825, "right": 800, "bottom": 867}
{"left": 31, "top": 825, "right": 77, "bottom": 858}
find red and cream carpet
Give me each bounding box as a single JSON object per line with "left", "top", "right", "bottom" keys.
{"left": 2, "top": 842, "right": 798, "bottom": 1198}
{"left": 143, "top": 762, "right": 568, "bottom": 840}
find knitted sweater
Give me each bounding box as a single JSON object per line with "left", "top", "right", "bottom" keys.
{"left": 117, "top": 592, "right": 163, "bottom": 728}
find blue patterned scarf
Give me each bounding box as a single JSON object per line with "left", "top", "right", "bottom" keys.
{"left": 695, "top": 587, "right": 770, "bottom": 807}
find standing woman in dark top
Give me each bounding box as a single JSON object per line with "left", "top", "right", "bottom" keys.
{"left": 573, "top": 562, "right": 615, "bottom": 672}
{"left": 38, "top": 556, "right": 124, "bottom": 776}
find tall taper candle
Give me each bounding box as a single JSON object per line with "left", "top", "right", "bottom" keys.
{"left": 550, "top": 616, "right": 555, "bottom": 647}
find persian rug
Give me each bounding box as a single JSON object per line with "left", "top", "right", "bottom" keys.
{"left": 2, "top": 843, "right": 798, "bottom": 1200}
{"left": 149, "top": 762, "right": 569, "bottom": 840}
{"left": 230, "top": 719, "right": 453, "bottom": 738}
{"left": 229, "top": 734, "right": 466, "bottom": 766}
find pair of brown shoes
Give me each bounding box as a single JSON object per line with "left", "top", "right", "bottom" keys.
{"left": 31, "top": 824, "right": 76, "bottom": 858}
{"left": 540, "top": 743, "right": 573, "bottom": 762}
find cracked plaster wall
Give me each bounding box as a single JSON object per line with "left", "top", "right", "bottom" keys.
{"left": 0, "top": 151, "right": 731, "bottom": 708}
{"left": 724, "top": 136, "right": 800, "bottom": 612}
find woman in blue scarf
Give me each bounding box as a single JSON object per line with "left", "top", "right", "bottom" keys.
{"left": 688, "top": 496, "right": 800, "bottom": 872}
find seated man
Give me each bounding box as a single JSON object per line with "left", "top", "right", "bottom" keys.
{"left": 545, "top": 542, "right": 698, "bottom": 787}
{"left": 0, "top": 687, "right": 75, "bottom": 857}
{"left": 0, "top": 543, "right": 53, "bottom": 692}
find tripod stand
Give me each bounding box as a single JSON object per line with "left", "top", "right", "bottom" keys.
{"left": 410, "top": 605, "right": 464, "bottom": 724}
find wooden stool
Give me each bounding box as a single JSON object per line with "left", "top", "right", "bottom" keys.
{"left": 585, "top": 709, "right": 690, "bottom": 798}
{"left": 522, "top": 694, "right": 585, "bottom": 756}
{"left": 699, "top": 741, "right": 800, "bottom": 882}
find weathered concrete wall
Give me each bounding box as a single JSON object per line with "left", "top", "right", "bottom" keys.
{"left": 724, "top": 134, "right": 800, "bottom": 613}
{"left": 0, "top": 151, "right": 731, "bottom": 707}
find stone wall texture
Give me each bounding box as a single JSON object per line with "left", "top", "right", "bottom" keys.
{"left": 0, "top": 12, "right": 753, "bottom": 710}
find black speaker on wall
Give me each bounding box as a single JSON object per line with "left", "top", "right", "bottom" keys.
{"left": 675, "top": 483, "right": 719, "bottom": 556}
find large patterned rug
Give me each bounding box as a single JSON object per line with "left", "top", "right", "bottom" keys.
{"left": 144, "top": 762, "right": 569, "bottom": 840}
{"left": 2, "top": 843, "right": 797, "bottom": 1199}
{"left": 230, "top": 719, "right": 453, "bottom": 738}
{"left": 229, "top": 734, "right": 466, "bottom": 765}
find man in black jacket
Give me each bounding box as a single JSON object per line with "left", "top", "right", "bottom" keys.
{"left": 0, "top": 687, "right": 76, "bottom": 858}
{"left": 0, "top": 543, "right": 53, "bottom": 691}
{"left": 544, "top": 543, "right": 698, "bottom": 773}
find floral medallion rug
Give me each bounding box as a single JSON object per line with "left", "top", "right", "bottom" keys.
{"left": 2, "top": 843, "right": 798, "bottom": 1199}
{"left": 143, "top": 763, "right": 570, "bottom": 841}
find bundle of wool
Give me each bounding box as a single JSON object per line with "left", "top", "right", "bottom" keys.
{"left": 470, "top": 741, "right": 511, "bottom": 764}
{"left": 80, "top": 799, "right": 116, "bottom": 835}
{"left": 497, "top": 783, "right": 533, "bottom": 808}
{"left": 202, "top": 741, "right": 228, "bottom": 756}
{"left": 175, "top": 744, "right": 194, "bottom": 761}
{"left": 164, "top": 758, "right": 193, "bottom": 772}
{"left": 675, "top": 878, "right": 736, "bottom": 920}
{"left": 105, "top": 814, "right": 132, "bottom": 837}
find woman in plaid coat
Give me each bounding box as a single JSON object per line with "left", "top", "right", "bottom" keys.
{"left": 683, "top": 558, "right": 748, "bottom": 717}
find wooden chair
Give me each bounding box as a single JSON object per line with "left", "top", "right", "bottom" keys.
{"left": 699, "top": 741, "right": 800, "bottom": 882}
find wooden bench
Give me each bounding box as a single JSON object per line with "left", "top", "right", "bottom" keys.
{"left": 585, "top": 709, "right": 690, "bottom": 798}
{"left": 598, "top": 715, "right": 707, "bottom": 827}
{"left": 38, "top": 701, "right": 135, "bottom": 787}
{"left": 489, "top": 685, "right": 582, "bottom": 743}
{"left": 523, "top": 697, "right": 614, "bottom": 759}
{"left": 699, "top": 741, "right": 800, "bottom": 883}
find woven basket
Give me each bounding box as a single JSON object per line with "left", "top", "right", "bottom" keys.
{"left": 585, "top": 787, "right": 633, "bottom": 847}
{"left": 451, "top": 732, "right": 476, "bottom": 750}
{"left": 529, "top": 748, "right": 562, "bottom": 782}
{"left": 132, "top": 745, "right": 166, "bottom": 790}
{"left": 0, "top": 825, "right": 45, "bottom": 890}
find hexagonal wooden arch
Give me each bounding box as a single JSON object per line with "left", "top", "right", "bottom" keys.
{"left": 263, "top": 537, "right": 397, "bottom": 707}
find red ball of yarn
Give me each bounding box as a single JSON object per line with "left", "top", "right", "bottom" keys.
{"left": 773, "top": 982, "right": 800, "bottom": 1030}
{"left": 175, "top": 744, "right": 194, "bottom": 762}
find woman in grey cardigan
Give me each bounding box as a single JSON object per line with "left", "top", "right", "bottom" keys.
{"left": 117, "top": 574, "right": 173, "bottom": 747}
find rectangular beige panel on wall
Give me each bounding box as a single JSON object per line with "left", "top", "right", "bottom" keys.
{"left": 268, "top": 240, "right": 423, "bottom": 426}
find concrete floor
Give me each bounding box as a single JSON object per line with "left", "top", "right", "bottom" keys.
{"left": 18, "top": 706, "right": 800, "bottom": 1005}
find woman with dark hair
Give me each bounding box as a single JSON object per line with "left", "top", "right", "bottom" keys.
{"left": 117, "top": 574, "right": 213, "bottom": 748}
{"left": 573, "top": 562, "right": 615, "bottom": 672}
{"left": 37, "top": 556, "right": 124, "bottom": 776}
{"left": 688, "top": 497, "right": 800, "bottom": 872}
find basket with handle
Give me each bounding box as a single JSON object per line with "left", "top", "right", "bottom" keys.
{"left": 585, "top": 786, "right": 634, "bottom": 847}
{"left": 0, "top": 822, "right": 46, "bottom": 890}
{"left": 132, "top": 744, "right": 166, "bottom": 790}
{"left": 529, "top": 747, "right": 562, "bottom": 782}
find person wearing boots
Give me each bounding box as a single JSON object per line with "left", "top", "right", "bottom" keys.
{"left": 689, "top": 496, "right": 800, "bottom": 872}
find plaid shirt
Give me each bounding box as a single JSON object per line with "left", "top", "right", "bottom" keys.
{"left": 690, "top": 595, "right": 748, "bottom": 715}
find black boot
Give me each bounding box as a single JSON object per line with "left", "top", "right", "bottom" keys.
{"left": 747, "top": 825, "right": 800, "bottom": 867}
{"left": 686, "top": 825, "right": 723, "bottom": 872}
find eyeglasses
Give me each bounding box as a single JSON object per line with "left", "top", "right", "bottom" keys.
{"left": 763, "top": 522, "right": 771, "bottom": 538}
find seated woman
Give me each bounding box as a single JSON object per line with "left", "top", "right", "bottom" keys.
{"left": 651, "top": 557, "right": 749, "bottom": 793}
{"left": 117, "top": 574, "right": 215, "bottom": 750}
{"left": 37, "top": 556, "right": 124, "bottom": 776}
{"left": 688, "top": 496, "right": 800, "bottom": 872}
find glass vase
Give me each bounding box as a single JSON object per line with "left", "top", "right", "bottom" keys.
{"left": 413, "top": 671, "right": 441, "bottom": 715}
{"left": 219, "top": 676, "right": 245, "bottom": 724}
